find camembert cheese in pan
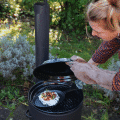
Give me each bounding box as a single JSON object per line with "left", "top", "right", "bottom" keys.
{"left": 38, "top": 90, "right": 60, "bottom": 106}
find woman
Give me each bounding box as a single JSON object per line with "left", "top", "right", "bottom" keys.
{"left": 66, "top": 0, "right": 120, "bottom": 91}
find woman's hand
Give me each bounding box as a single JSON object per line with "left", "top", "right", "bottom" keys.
{"left": 66, "top": 61, "right": 99, "bottom": 84}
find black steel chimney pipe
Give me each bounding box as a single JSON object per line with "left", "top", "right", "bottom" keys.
{"left": 34, "top": 0, "right": 50, "bottom": 83}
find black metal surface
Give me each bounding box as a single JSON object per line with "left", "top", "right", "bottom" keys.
{"left": 28, "top": 100, "right": 83, "bottom": 120}
{"left": 34, "top": 0, "right": 49, "bottom": 83}
{"left": 29, "top": 82, "right": 83, "bottom": 114}
{"left": 27, "top": 74, "right": 83, "bottom": 120}
{"left": 33, "top": 61, "right": 74, "bottom": 80}
{"left": 29, "top": 81, "right": 75, "bottom": 102}
{"left": 32, "top": 88, "right": 79, "bottom": 108}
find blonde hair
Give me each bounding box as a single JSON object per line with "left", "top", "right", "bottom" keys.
{"left": 85, "top": 0, "right": 120, "bottom": 39}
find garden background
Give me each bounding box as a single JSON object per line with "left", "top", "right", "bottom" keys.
{"left": 0, "top": 0, "right": 120, "bottom": 119}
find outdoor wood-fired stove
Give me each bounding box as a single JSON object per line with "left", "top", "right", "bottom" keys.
{"left": 26, "top": 1, "right": 83, "bottom": 120}
{"left": 26, "top": 58, "right": 83, "bottom": 120}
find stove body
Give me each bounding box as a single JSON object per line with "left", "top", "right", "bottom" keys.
{"left": 26, "top": 1, "right": 83, "bottom": 120}
{"left": 26, "top": 81, "right": 83, "bottom": 120}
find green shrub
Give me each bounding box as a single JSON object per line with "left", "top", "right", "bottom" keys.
{"left": 17, "top": 0, "right": 92, "bottom": 39}
{"left": 57, "top": 0, "right": 92, "bottom": 38}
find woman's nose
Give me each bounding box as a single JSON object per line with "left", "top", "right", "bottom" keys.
{"left": 92, "top": 30, "right": 97, "bottom": 36}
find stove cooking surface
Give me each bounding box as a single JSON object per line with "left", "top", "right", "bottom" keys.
{"left": 31, "top": 84, "right": 83, "bottom": 114}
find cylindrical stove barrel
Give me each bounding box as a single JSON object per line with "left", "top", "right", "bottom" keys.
{"left": 26, "top": 82, "right": 83, "bottom": 120}
{"left": 34, "top": 0, "right": 50, "bottom": 83}
{"left": 28, "top": 101, "right": 83, "bottom": 120}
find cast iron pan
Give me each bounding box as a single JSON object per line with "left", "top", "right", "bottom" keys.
{"left": 32, "top": 88, "right": 79, "bottom": 108}
{"left": 29, "top": 81, "right": 73, "bottom": 101}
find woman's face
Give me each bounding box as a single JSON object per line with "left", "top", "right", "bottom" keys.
{"left": 89, "top": 20, "right": 119, "bottom": 41}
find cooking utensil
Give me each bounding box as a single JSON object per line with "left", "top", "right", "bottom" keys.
{"left": 32, "top": 88, "right": 79, "bottom": 108}
{"left": 29, "top": 81, "right": 74, "bottom": 101}
{"left": 33, "top": 58, "right": 74, "bottom": 80}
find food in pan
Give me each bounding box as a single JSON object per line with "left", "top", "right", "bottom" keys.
{"left": 38, "top": 90, "right": 60, "bottom": 106}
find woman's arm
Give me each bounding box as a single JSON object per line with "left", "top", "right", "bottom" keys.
{"left": 96, "top": 69, "right": 116, "bottom": 91}
{"left": 88, "top": 58, "right": 117, "bottom": 91}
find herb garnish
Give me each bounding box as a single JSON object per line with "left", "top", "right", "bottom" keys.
{"left": 52, "top": 95, "right": 55, "bottom": 99}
